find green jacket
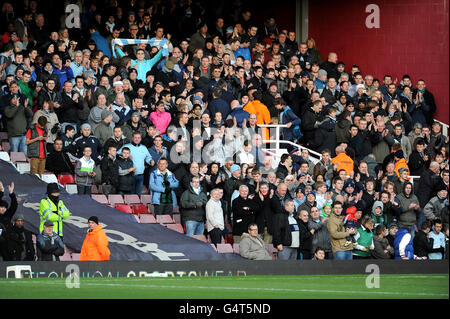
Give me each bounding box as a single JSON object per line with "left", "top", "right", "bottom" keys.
{"left": 353, "top": 226, "right": 373, "bottom": 257}
{"left": 39, "top": 197, "right": 71, "bottom": 237}
{"left": 18, "top": 80, "right": 37, "bottom": 107}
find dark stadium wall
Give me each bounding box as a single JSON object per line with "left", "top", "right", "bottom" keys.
{"left": 308, "top": 0, "right": 450, "bottom": 124}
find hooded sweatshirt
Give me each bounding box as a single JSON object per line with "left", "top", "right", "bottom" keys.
{"left": 370, "top": 201, "right": 387, "bottom": 227}
{"left": 396, "top": 182, "right": 420, "bottom": 226}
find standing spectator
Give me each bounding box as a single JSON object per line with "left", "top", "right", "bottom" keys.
{"left": 74, "top": 146, "right": 96, "bottom": 195}
{"left": 205, "top": 188, "right": 226, "bottom": 246}
{"left": 371, "top": 224, "right": 394, "bottom": 259}
{"left": 149, "top": 158, "right": 179, "bottom": 216}
{"left": 32, "top": 99, "right": 60, "bottom": 152}
{"left": 428, "top": 219, "right": 446, "bottom": 260}
{"left": 327, "top": 201, "right": 357, "bottom": 260}
{"left": 232, "top": 185, "right": 259, "bottom": 244}
{"left": 100, "top": 146, "right": 120, "bottom": 196}
{"left": 413, "top": 220, "right": 435, "bottom": 259}
{"left": 39, "top": 183, "right": 71, "bottom": 239}
{"left": 180, "top": 176, "right": 208, "bottom": 236}
{"left": 25, "top": 116, "right": 48, "bottom": 177}
{"left": 4, "top": 93, "right": 33, "bottom": 153}
{"left": 394, "top": 227, "right": 415, "bottom": 260}
{"left": 93, "top": 110, "right": 115, "bottom": 146}
{"left": 119, "top": 132, "right": 154, "bottom": 195}
{"left": 253, "top": 182, "right": 275, "bottom": 244}
{"left": 149, "top": 100, "right": 172, "bottom": 135}
{"left": 5, "top": 214, "right": 35, "bottom": 261}
{"left": 80, "top": 216, "right": 111, "bottom": 261}
{"left": 396, "top": 182, "right": 421, "bottom": 238}
{"left": 239, "top": 223, "right": 272, "bottom": 260}
{"left": 297, "top": 209, "right": 314, "bottom": 260}
{"left": 352, "top": 216, "right": 375, "bottom": 259}
{"left": 36, "top": 220, "right": 65, "bottom": 261}
{"left": 45, "top": 139, "right": 74, "bottom": 175}
{"left": 0, "top": 181, "right": 17, "bottom": 228}
{"left": 308, "top": 206, "right": 332, "bottom": 259}
{"left": 272, "top": 199, "right": 301, "bottom": 260}
{"left": 57, "top": 80, "right": 82, "bottom": 134}
{"left": 117, "top": 147, "right": 136, "bottom": 195}
{"left": 423, "top": 182, "right": 448, "bottom": 222}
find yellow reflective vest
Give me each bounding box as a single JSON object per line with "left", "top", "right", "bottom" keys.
{"left": 39, "top": 197, "right": 71, "bottom": 237}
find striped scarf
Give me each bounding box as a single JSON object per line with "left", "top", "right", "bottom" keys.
{"left": 111, "top": 38, "right": 169, "bottom": 58}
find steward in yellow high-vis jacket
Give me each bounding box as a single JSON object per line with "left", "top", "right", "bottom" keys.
{"left": 39, "top": 183, "right": 71, "bottom": 238}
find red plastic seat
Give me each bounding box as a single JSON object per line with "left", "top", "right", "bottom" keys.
{"left": 115, "top": 204, "right": 133, "bottom": 214}
{"left": 172, "top": 214, "right": 181, "bottom": 224}
{"left": 124, "top": 194, "right": 141, "bottom": 205}
{"left": 91, "top": 194, "right": 108, "bottom": 205}
{"left": 156, "top": 215, "right": 174, "bottom": 224}
{"left": 216, "top": 243, "right": 234, "bottom": 253}
{"left": 57, "top": 174, "right": 76, "bottom": 186}
{"left": 132, "top": 204, "right": 149, "bottom": 215}
{"left": 189, "top": 234, "right": 208, "bottom": 243}
{"left": 140, "top": 195, "right": 152, "bottom": 205}
{"left": 108, "top": 194, "right": 124, "bottom": 206}
{"left": 139, "top": 214, "right": 158, "bottom": 223}
{"left": 166, "top": 223, "right": 184, "bottom": 233}
{"left": 10, "top": 152, "right": 28, "bottom": 163}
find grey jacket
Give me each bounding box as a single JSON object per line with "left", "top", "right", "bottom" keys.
{"left": 397, "top": 189, "right": 420, "bottom": 226}
{"left": 89, "top": 105, "right": 119, "bottom": 132}
{"left": 371, "top": 236, "right": 394, "bottom": 259}
{"left": 423, "top": 196, "right": 447, "bottom": 221}
{"left": 4, "top": 103, "right": 33, "bottom": 137}
{"left": 308, "top": 217, "right": 332, "bottom": 252}
{"left": 239, "top": 232, "right": 272, "bottom": 260}
{"left": 180, "top": 186, "right": 208, "bottom": 222}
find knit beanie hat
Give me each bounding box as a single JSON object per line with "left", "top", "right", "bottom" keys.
{"left": 88, "top": 216, "right": 99, "bottom": 224}
{"left": 101, "top": 109, "right": 113, "bottom": 120}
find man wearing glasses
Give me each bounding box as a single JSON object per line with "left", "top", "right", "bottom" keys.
{"left": 239, "top": 223, "right": 272, "bottom": 260}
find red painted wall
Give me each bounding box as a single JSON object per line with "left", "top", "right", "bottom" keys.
{"left": 308, "top": 0, "right": 449, "bottom": 124}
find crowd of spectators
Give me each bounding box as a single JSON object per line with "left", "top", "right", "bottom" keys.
{"left": 0, "top": 0, "right": 448, "bottom": 261}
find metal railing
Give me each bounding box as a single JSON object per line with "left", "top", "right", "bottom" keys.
{"left": 258, "top": 124, "right": 322, "bottom": 165}
{"left": 435, "top": 120, "right": 449, "bottom": 137}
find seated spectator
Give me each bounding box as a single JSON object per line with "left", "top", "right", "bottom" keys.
{"left": 36, "top": 220, "right": 65, "bottom": 261}
{"left": 5, "top": 214, "right": 35, "bottom": 261}
{"left": 239, "top": 223, "right": 272, "bottom": 260}
{"left": 311, "top": 247, "right": 326, "bottom": 260}
{"left": 371, "top": 224, "right": 394, "bottom": 259}
{"left": 74, "top": 146, "right": 96, "bottom": 195}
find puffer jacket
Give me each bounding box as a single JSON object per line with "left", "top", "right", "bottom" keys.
{"left": 423, "top": 195, "right": 447, "bottom": 221}
{"left": 396, "top": 182, "right": 420, "bottom": 226}
{"left": 80, "top": 224, "right": 110, "bottom": 261}
{"left": 239, "top": 232, "right": 272, "bottom": 260}
{"left": 327, "top": 211, "right": 352, "bottom": 253}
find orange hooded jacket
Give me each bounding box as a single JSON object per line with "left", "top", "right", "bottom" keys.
{"left": 80, "top": 224, "right": 110, "bottom": 261}
{"left": 331, "top": 152, "right": 354, "bottom": 176}
{"left": 395, "top": 158, "right": 410, "bottom": 178}
{"left": 243, "top": 100, "right": 271, "bottom": 139}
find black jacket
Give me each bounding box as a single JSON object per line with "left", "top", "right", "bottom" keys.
{"left": 232, "top": 196, "right": 259, "bottom": 236}
{"left": 6, "top": 225, "right": 35, "bottom": 261}
{"left": 56, "top": 91, "right": 83, "bottom": 124}
{"left": 45, "top": 150, "right": 74, "bottom": 175}
{"left": 117, "top": 156, "right": 134, "bottom": 192}
{"left": 272, "top": 209, "right": 300, "bottom": 248}
{"left": 0, "top": 192, "right": 17, "bottom": 227}
{"left": 253, "top": 193, "right": 276, "bottom": 235}
{"left": 36, "top": 231, "right": 65, "bottom": 261}
{"left": 415, "top": 169, "right": 441, "bottom": 208}
{"left": 413, "top": 230, "right": 442, "bottom": 258}
{"left": 100, "top": 155, "right": 120, "bottom": 188}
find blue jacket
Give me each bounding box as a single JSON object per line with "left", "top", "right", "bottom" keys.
{"left": 148, "top": 146, "right": 168, "bottom": 171}
{"left": 208, "top": 98, "right": 230, "bottom": 120}
{"left": 116, "top": 47, "right": 164, "bottom": 83}
{"left": 280, "top": 105, "right": 301, "bottom": 141}
{"left": 149, "top": 169, "right": 179, "bottom": 207}
{"left": 394, "top": 228, "right": 414, "bottom": 259}
{"left": 234, "top": 47, "right": 251, "bottom": 62}
{"left": 118, "top": 143, "right": 152, "bottom": 175}
{"left": 53, "top": 66, "right": 74, "bottom": 91}
{"left": 91, "top": 31, "right": 112, "bottom": 58}
{"left": 228, "top": 106, "right": 250, "bottom": 127}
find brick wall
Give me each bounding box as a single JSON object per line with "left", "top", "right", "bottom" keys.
{"left": 308, "top": 0, "right": 449, "bottom": 123}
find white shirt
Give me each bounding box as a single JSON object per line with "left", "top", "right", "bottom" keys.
{"left": 206, "top": 198, "right": 224, "bottom": 232}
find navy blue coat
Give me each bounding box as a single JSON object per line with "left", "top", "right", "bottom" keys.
{"left": 208, "top": 98, "right": 230, "bottom": 120}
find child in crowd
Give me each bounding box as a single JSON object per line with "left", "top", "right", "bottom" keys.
{"left": 74, "top": 146, "right": 96, "bottom": 195}
{"left": 117, "top": 147, "right": 136, "bottom": 195}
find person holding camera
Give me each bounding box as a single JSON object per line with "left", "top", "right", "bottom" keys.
{"left": 32, "top": 99, "right": 60, "bottom": 152}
